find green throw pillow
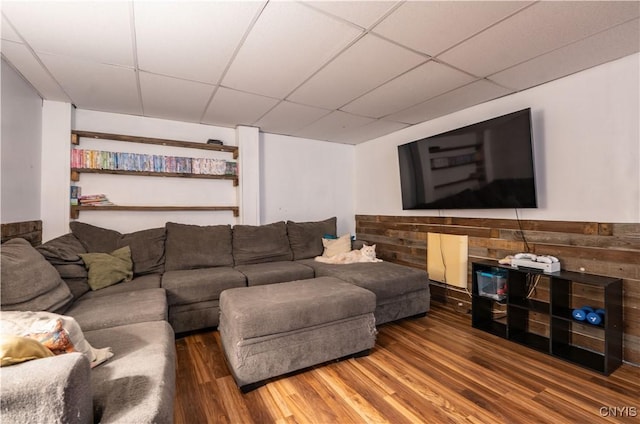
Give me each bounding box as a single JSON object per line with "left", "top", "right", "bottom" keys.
{"left": 79, "top": 246, "right": 133, "bottom": 291}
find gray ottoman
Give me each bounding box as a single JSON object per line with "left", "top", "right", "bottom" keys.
{"left": 219, "top": 277, "right": 377, "bottom": 391}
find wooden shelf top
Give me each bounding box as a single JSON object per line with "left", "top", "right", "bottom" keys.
{"left": 70, "top": 205, "right": 239, "bottom": 219}
{"left": 72, "top": 130, "right": 238, "bottom": 159}
{"left": 71, "top": 168, "right": 238, "bottom": 186}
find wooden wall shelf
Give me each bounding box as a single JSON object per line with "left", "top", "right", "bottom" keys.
{"left": 71, "top": 168, "right": 238, "bottom": 186}
{"left": 71, "top": 130, "right": 238, "bottom": 159}
{"left": 70, "top": 205, "right": 239, "bottom": 219}
{"left": 71, "top": 130, "right": 240, "bottom": 220}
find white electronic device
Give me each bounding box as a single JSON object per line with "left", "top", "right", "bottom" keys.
{"left": 511, "top": 254, "right": 561, "bottom": 273}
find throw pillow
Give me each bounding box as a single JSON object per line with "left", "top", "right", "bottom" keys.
{"left": 322, "top": 234, "right": 352, "bottom": 257}
{"left": 164, "top": 222, "right": 233, "bottom": 270}
{"left": 286, "top": 217, "right": 337, "bottom": 260}
{"left": 0, "top": 238, "right": 73, "bottom": 313}
{"left": 0, "top": 311, "right": 113, "bottom": 368}
{"left": 79, "top": 246, "right": 133, "bottom": 291}
{"left": 0, "top": 335, "right": 54, "bottom": 367}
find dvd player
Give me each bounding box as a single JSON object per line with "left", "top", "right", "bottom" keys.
{"left": 511, "top": 258, "right": 561, "bottom": 273}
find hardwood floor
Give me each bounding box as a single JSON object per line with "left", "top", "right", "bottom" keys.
{"left": 174, "top": 304, "right": 640, "bottom": 423}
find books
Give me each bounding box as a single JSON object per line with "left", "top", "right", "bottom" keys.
{"left": 78, "top": 194, "right": 114, "bottom": 206}
{"left": 70, "top": 149, "right": 237, "bottom": 176}
{"left": 70, "top": 186, "right": 81, "bottom": 205}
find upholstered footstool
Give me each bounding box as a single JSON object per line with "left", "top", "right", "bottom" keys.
{"left": 219, "top": 277, "right": 377, "bottom": 391}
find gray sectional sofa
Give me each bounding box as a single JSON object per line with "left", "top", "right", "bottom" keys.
{"left": 0, "top": 217, "right": 430, "bottom": 423}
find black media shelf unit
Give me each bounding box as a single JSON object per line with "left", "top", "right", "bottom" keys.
{"left": 471, "top": 260, "right": 623, "bottom": 375}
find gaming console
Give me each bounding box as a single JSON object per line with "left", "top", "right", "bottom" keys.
{"left": 510, "top": 253, "right": 561, "bottom": 273}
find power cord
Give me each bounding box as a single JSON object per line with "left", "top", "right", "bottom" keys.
{"left": 526, "top": 273, "right": 541, "bottom": 299}
{"left": 515, "top": 208, "right": 532, "bottom": 253}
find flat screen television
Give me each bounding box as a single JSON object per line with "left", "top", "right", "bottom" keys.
{"left": 398, "top": 108, "right": 537, "bottom": 210}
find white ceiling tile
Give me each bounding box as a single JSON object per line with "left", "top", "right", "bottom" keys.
{"left": 254, "top": 101, "right": 331, "bottom": 135}
{"left": 222, "top": 1, "right": 362, "bottom": 98}
{"left": 202, "top": 87, "right": 279, "bottom": 127}
{"left": 388, "top": 80, "right": 514, "bottom": 125}
{"left": 338, "top": 120, "right": 409, "bottom": 145}
{"left": 39, "top": 53, "right": 141, "bottom": 115}
{"left": 1, "top": 16, "right": 22, "bottom": 42}
{"left": 439, "top": 1, "right": 640, "bottom": 77}
{"left": 134, "top": 1, "right": 264, "bottom": 84}
{"left": 373, "top": 1, "right": 531, "bottom": 56}
{"left": 342, "top": 61, "right": 476, "bottom": 118}
{"left": 491, "top": 19, "right": 640, "bottom": 91}
{"left": 302, "top": 1, "right": 399, "bottom": 29}
{"left": 293, "top": 110, "right": 374, "bottom": 142}
{"left": 288, "top": 34, "right": 426, "bottom": 109}
{"left": 1, "top": 40, "right": 70, "bottom": 101}
{"left": 2, "top": 1, "right": 134, "bottom": 66}
{"left": 139, "top": 72, "right": 214, "bottom": 123}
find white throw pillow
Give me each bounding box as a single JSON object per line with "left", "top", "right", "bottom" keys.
{"left": 322, "top": 234, "right": 352, "bottom": 257}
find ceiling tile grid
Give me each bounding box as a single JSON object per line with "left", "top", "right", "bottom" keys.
{"left": 1, "top": 1, "right": 638, "bottom": 144}
{"left": 133, "top": 1, "right": 264, "bottom": 84}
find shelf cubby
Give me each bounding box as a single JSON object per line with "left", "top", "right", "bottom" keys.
{"left": 472, "top": 260, "right": 622, "bottom": 375}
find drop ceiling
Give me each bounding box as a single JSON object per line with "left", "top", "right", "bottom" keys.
{"left": 2, "top": 1, "right": 638, "bottom": 144}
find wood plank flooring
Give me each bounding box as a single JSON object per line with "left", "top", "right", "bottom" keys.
{"left": 174, "top": 304, "right": 640, "bottom": 423}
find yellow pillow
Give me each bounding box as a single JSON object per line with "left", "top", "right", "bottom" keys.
{"left": 322, "top": 234, "right": 352, "bottom": 257}
{"left": 0, "top": 334, "right": 54, "bottom": 367}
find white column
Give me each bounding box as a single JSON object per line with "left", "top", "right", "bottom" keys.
{"left": 236, "top": 125, "right": 260, "bottom": 225}
{"left": 41, "top": 100, "right": 72, "bottom": 242}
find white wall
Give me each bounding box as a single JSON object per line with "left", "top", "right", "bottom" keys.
{"left": 41, "top": 101, "right": 72, "bottom": 241}
{"left": 260, "top": 133, "right": 355, "bottom": 236}
{"left": 356, "top": 53, "right": 640, "bottom": 223}
{"left": 1, "top": 59, "right": 42, "bottom": 223}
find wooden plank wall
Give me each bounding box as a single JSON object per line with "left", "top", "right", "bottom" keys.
{"left": 356, "top": 215, "right": 640, "bottom": 365}
{"left": 1, "top": 220, "right": 42, "bottom": 246}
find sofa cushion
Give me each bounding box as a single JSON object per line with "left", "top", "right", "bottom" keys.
{"left": 161, "top": 267, "right": 246, "bottom": 306}
{"left": 62, "top": 278, "right": 91, "bottom": 300}
{"left": 36, "top": 233, "right": 86, "bottom": 265}
{"left": 118, "top": 227, "right": 166, "bottom": 275}
{"left": 232, "top": 221, "right": 293, "bottom": 265}
{"left": 219, "top": 277, "right": 376, "bottom": 339}
{"left": 84, "top": 320, "right": 175, "bottom": 424}
{"left": 79, "top": 246, "right": 134, "bottom": 291}
{"left": 37, "top": 233, "right": 90, "bottom": 299}
{"left": 300, "top": 259, "right": 429, "bottom": 301}
{"left": 164, "top": 222, "right": 233, "bottom": 270}
{"left": 76, "top": 273, "right": 161, "bottom": 301}
{"left": 234, "top": 261, "right": 315, "bottom": 286}
{"left": 64, "top": 288, "right": 167, "bottom": 332}
{"left": 286, "top": 217, "right": 337, "bottom": 260}
{"left": 1, "top": 238, "right": 73, "bottom": 313}
{"left": 70, "top": 222, "right": 165, "bottom": 276}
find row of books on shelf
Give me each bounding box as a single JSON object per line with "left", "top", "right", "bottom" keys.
{"left": 71, "top": 187, "right": 113, "bottom": 206}
{"left": 70, "top": 149, "right": 238, "bottom": 176}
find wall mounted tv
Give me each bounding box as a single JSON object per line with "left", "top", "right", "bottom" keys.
{"left": 398, "top": 108, "right": 537, "bottom": 210}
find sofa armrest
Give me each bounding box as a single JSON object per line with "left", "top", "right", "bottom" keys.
{"left": 0, "top": 352, "right": 93, "bottom": 424}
